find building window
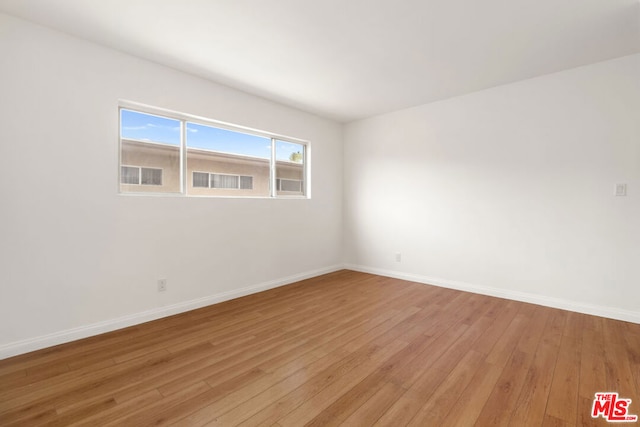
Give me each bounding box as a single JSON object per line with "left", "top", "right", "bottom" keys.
{"left": 120, "top": 105, "right": 307, "bottom": 198}
{"left": 277, "top": 178, "right": 302, "bottom": 193}
{"left": 141, "top": 168, "right": 162, "bottom": 185}
{"left": 212, "top": 173, "right": 239, "bottom": 189}
{"left": 192, "top": 172, "right": 254, "bottom": 190}
{"left": 121, "top": 166, "right": 163, "bottom": 186}
{"left": 193, "top": 172, "right": 209, "bottom": 188}
{"left": 121, "top": 166, "right": 140, "bottom": 185}
{"left": 240, "top": 176, "right": 253, "bottom": 190}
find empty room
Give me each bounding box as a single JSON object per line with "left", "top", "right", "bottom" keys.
{"left": 0, "top": 1, "right": 639, "bottom": 426}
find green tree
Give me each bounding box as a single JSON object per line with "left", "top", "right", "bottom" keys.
{"left": 289, "top": 151, "right": 303, "bottom": 163}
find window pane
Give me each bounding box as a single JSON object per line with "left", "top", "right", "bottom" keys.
{"left": 186, "top": 122, "right": 270, "bottom": 196}
{"left": 240, "top": 176, "right": 253, "bottom": 190}
{"left": 120, "top": 109, "right": 181, "bottom": 193}
{"left": 121, "top": 166, "right": 140, "bottom": 184}
{"left": 193, "top": 172, "right": 209, "bottom": 188}
{"left": 120, "top": 109, "right": 180, "bottom": 145}
{"left": 276, "top": 140, "right": 305, "bottom": 196}
{"left": 141, "top": 168, "right": 162, "bottom": 185}
{"left": 212, "top": 174, "right": 239, "bottom": 189}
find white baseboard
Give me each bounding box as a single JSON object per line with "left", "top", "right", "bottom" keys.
{"left": 0, "top": 265, "right": 343, "bottom": 360}
{"left": 344, "top": 264, "right": 640, "bottom": 325}
{"left": 5, "top": 264, "right": 637, "bottom": 360}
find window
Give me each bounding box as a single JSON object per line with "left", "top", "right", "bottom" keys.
{"left": 119, "top": 105, "right": 308, "bottom": 198}
{"left": 277, "top": 178, "right": 302, "bottom": 193}
{"left": 120, "top": 166, "right": 162, "bottom": 186}
{"left": 141, "top": 168, "right": 162, "bottom": 185}
{"left": 121, "top": 166, "right": 140, "bottom": 185}
{"left": 193, "top": 172, "right": 209, "bottom": 188}
{"left": 240, "top": 176, "right": 253, "bottom": 190}
{"left": 192, "top": 172, "right": 254, "bottom": 190}
{"left": 212, "top": 174, "right": 239, "bottom": 189}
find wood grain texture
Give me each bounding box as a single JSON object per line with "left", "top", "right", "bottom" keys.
{"left": 1, "top": 270, "right": 638, "bottom": 426}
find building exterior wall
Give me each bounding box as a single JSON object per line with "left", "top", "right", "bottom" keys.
{"left": 120, "top": 141, "right": 181, "bottom": 193}
{"left": 120, "top": 139, "right": 303, "bottom": 197}
{"left": 187, "top": 150, "right": 271, "bottom": 197}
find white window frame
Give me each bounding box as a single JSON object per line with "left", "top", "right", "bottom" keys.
{"left": 119, "top": 101, "right": 309, "bottom": 198}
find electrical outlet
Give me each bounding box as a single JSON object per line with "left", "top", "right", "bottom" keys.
{"left": 395, "top": 252, "right": 402, "bottom": 262}
{"left": 615, "top": 184, "right": 627, "bottom": 197}
{"left": 158, "top": 279, "right": 167, "bottom": 292}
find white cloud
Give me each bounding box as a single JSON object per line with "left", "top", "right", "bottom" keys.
{"left": 145, "top": 123, "right": 179, "bottom": 132}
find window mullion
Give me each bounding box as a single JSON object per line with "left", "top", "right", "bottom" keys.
{"left": 270, "top": 138, "right": 276, "bottom": 198}
{"left": 180, "top": 120, "right": 186, "bottom": 195}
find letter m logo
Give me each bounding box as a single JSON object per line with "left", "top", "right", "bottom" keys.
{"left": 592, "top": 394, "right": 613, "bottom": 418}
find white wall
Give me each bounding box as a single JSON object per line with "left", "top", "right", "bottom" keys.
{"left": 0, "top": 14, "right": 343, "bottom": 358}
{"left": 344, "top": 54, "right": 640, "bottom": 322}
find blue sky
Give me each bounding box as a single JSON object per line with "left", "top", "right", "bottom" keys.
{"left": 121, "top": 109, "right": 303, "bottom": 161}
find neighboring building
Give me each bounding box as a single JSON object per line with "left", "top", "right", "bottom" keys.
{"left": 120, "top": 139, "right": 304, "bottom": 197}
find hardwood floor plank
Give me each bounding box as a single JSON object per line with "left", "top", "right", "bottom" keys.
{"left": 0, "top": 348, "right": 172, "bottom": 413}
{"left": 295, "top": 322, "right": 439, "bottom": 426}
{"left": 602, "top": 319, "right": 639, "bottom": 398}
{"left": 205, "top": 351, "right": 346, "bottom": 426}
{"left": 405, "top": 350, "right": 487, "bottom": 426}
{"left": 375, "top": 313, "right": 497, "bottom": 424}
{"left": 0, "top": 369, "right": 28, "bottom": 394}
{"left": 474, "top": 348, "right": 536, "bottom": 426}
{"left": 104, "top": 381, "right": 212, "bottom": 426}
{"left": 69, "top": 389, "right": 163, "bottom": 426}
{"left": 624, "top": 328, "right": 640, "bottom": 399}
{"left": 172, "top": 308, "right": 419, "bottom": 425}
{"left": 338, "top": 382, "right": 404, "bottom": 426}
{"left": 275, "top": 339, "right": 409, "bottom": 427}
{"left": 183, "top": 340, "right": 407, "bottom": 426}
{"left": 472, "top": 299, "right": 521, "bottom": 355}
{"left": 508, "top": 309, "right": 564, "bottom": 426}
{"left": 438, "top": 361, "right": 504, "bottom": 427}
{"left": 204, "top": 313, "right": 420, "bottom": 425}
{"left": 484, "top": 312, "right": 531, "bottom": 367}
{"left": 234, "top": 311, "right": 425, "bottom": 426}
{"left": 2, "top": 407, "right": 58, "bottom": 426}
{"left": 543, "top": 413, "right": 572, "bottom": 427}
{"left": 546, "top": 334, "right": 581, "bottom": 425}
{"left": 373, "top": 325, "right": 471, "bottom": 426}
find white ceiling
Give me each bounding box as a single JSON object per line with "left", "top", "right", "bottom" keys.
{"left": 1, "top": 0, "right": 639, "bottom": 122}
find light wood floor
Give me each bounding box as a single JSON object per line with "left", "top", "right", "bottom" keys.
{"left": 1, "top": 270, "right": 639, "bottom": 426}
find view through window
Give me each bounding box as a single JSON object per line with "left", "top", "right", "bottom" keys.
{"left": 119, "top": 106, "right": 307, "bottom": 197}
